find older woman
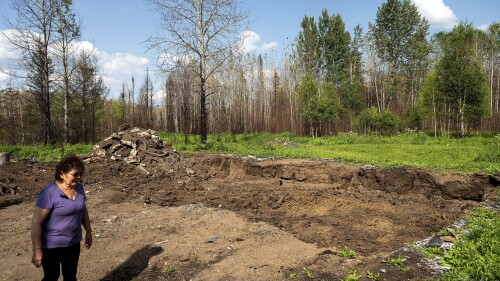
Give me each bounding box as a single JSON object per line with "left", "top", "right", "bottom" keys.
{"left": 31, "top": 155, "right": 92, "bottom": 281}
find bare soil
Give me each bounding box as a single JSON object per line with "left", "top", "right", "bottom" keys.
{"left": 0, "top": 152, "right": 498, "bottom": 281}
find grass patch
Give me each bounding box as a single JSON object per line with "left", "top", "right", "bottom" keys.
{"left": 0, "top": 144, "right": 93, "bottom": 162}
{"left": 159, "top": 132, "right": 500, "bottom": 174}
{"left": 5, "top": 132, "right": 498, "bottom": 173}
{"left": 434, "top": 208, "right": 500, "bottom": 281}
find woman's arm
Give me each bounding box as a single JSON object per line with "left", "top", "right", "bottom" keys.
{"left": 31, "top": 207, "right": 50, "bottom": 267}
{"left": 82, "top": 206, "right": 92, "bottom": 249}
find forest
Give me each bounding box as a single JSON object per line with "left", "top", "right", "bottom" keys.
{"left": 0, "top": 0, "right": 499, "bottom": 145}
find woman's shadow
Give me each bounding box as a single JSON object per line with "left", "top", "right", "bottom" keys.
{"left": 100, "top": 245, "right": 163, "bottom": 281}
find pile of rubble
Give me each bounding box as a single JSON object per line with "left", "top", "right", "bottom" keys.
{"left": 91, "top": 127, "right": 178, "bottom": 166}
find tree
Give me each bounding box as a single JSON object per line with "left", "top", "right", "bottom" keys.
{"left": 318, "top": 10, "right": 350, "bottom": 87}
{"left": 296, "top": 16, "right": 320, "bottom": 76}
{"left": 146, "top": 0, "right": 249, "bottom": 143}
{"left": 417, "top": 69, "right": 441, "bottom": 136}
{"left": 436, "top": 22, "right": 488, "bottom": 136}
{"left": 72, "top": 50, "right": 107, "bottom": 142}
{"left": 53, "top": 0, "right": 80, "bottom": 143}
{"left": 369, "top": 0, "right": 430, "bottom": 112}
{"left": 2, "top": 0, "right": 59, "bottom": 144}
{"left": 138, "top": 68, "right": 153, "bottom": 128}
{"left": 484, "top": 23, "right": 500, "bottom": 118}
{"left": 297, "top": 73, "right": 337, "bottom": 136}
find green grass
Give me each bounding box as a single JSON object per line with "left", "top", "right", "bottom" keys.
{"left": 434, "top": 208, "right": 500, "bottom": 281}
{"left": 337, "top": 246, "right": 356, "bottom": 258}
{"left": 341, "top": 270, "right": 362, "bottom": 281}
{"left": 159, "top": 131, "right": 500, "bottom": 174}
{"left": 0, "top": 144, "right": 93, "bottom": 162}
{"left": 2, "top": 132, "right": 499, "bottom": 173}
{"left": 382, "top": 256, "right": 409, "bottom": 272}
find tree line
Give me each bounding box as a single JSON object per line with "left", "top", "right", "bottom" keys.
{"left": 1, "top": 0, "right": 499, "bottom": 146}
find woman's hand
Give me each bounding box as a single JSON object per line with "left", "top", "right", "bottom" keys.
{"left": 32, "top": 248, "right": 42, "bottom": 267}
{"left": 85, "top": 231, "right": 93, "bottom": 249}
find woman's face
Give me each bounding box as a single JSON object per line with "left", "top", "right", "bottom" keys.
{"left": 59, "top": 168, "right": 82, "bottom": 188}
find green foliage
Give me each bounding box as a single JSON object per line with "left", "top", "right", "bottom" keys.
{"left": 337, "top": 246, "right": 356, "bottom": 258}
{"left": 370, "top": 0, "right": 429, "bottom": 70}
{"left": 303, "top": 268, "right": 315, "bottom": 279}
{"left": 297, "top": 16, "right": 320, "bottom": 74}
{"left": 354, "top": 107, "right": 400, "bottom": 135}
{"left": 108, "top": 99, "right": 126, "bottom": 126}
{"left": 378, "top": 110, "right": 400, "bottom": 135}
{"left": 354, "top": 107, "right": 378, "bottom": 134}
{"left": 366, "top": 271, "right": 380, "bottom": 280}
{"left": 425, "top": 246, "right": 445, "bottom": 260}
{"left": 436, "top": 208, "right": 500, "bottom": 281}
{"left": 474, "top": 148, "right": 500, "bottom": 163}
{"left": 0, "top": 144, "right": 93, "bottom": 162}
{"left": 297, "top": 73, "right": 338, "bottom": 132}
{"left": 383, "top": 256, "right": 409, "bottom": 272}
{"left": 159, "top": 132, "right": 500, "bottom": 174}
{"left": 434, "top": 22, "right": 489, "bottom": 135}
{"left": 341, "top": 270, "right": 361, "bottom": 281}
{"left": 318, "top": 10, "right": 350, "bottom": 86}
{"left": 289, "top": 272, "right": 297, "bottom": 279}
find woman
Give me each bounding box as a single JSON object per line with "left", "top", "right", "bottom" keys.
{"left": 31, "top": 155, "right": 92, "bottom": 281}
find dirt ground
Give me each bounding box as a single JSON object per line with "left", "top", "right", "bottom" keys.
{"left": 1, "top": 152, "right": 498, "bottom": 281}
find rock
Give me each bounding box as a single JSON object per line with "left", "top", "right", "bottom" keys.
{"left": 0, "top": 152, "right": 10, "bottom": 165}
{"left": 427, "top": 234, "right": 443, "bottom": 247}
{"left": 179, "top": 254, "right": 191, "bottom": 262}
{"left": 205, "top": 236, "right": 218, "bottom": 243}
{"left": 91, "top": 127, "right": 178, "bottom": 168}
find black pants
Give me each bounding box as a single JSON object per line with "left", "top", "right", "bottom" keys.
{"left": 41, "top": 243, "right": 80, "bottom": 281}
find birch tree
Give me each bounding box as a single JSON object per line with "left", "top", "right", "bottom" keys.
{"left": 146, "top": 0, "right": 249, "bottom": 143}
{"left": 53, "top": 0, "right": 80, "bottom": 143}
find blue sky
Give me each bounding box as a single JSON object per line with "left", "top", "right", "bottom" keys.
{"left": 0, "top": 0, "right": 498, "bottom": 98}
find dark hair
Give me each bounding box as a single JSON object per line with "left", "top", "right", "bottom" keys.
{"left": 54, "top": 155, "right": 85, "bottom": 181}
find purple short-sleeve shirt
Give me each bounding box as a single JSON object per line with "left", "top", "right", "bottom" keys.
{"left": 35, "top": 182, "right": 87, "bottom": 249}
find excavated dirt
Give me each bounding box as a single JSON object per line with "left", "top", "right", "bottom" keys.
{"left": 1, "top": 143, "right": 499, "bottom": 280}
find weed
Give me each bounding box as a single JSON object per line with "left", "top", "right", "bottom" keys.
{"left": 421, "top": 246, "right": 445, "bottom": 259}
{"left": 337, "top": 246, "right": 356, "bottom": 258}
{"left": 289, "top": 272, "right": 297, "bottom": 279}
{"left": 303, "top": 268, "right": 315, "bottom": 279}
{"left": 383, "top": 256, "right": 409, "bottom": 272}
{"left": 366, "top": 271, "right": 380, "bottom": 280}
{"left": 341, "top": 270, "right": 361, "bottom": 281}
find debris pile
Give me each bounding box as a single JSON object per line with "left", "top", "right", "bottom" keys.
{"left": 91, "top": 127, "right": 178, "bottom": 167}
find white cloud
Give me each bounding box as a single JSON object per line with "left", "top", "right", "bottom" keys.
{"left": 0, "top": 30, "right": 22, "bottom": 83}
{"left": 100, "top": 52, "right": 149, "bottom": 77}
{"left": 0, "top": 33, "right": 151, "bottom": 98}
{"left": 477, "top": 24, "right": 490, "bottom": 32}
{"left": 411, "top": 0, "right": 458, "bottom": 28}
{"left": 262, "top": 42, "right": 279, "bottom": 51}
{"left": 239, "top": 30, "right": 278, "bottom": 54}
{"left": 0, "top": 72, "right": 10, "bottom": 83}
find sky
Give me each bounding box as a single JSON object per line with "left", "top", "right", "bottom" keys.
{"left": 0, "top": 0, "right": 498, "bottom": 99}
